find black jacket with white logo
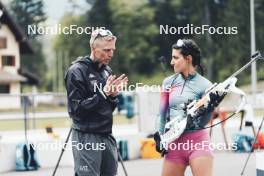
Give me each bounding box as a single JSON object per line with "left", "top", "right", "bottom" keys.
{"left": 64, "top": 56, "right": 118, "bottom": 134}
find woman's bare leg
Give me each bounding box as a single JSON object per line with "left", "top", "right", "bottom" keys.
{"left": 161, "top": 160, "right": 187, "bottom": 176}
{"left": 189, "top": 156, "right": 213, "bottom": 176}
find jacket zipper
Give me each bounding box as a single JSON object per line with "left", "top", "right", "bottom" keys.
{"left": 180, "top": 79, "right": 187, "bottom": 94}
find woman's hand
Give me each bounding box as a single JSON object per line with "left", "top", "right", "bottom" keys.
{"left": 153, "top": 132, "right": 168, "bottom": 156}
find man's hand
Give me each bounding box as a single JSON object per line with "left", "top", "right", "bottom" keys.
{"left": 103, "top": 74, "right": 128, "bottom": 97}
{"left": 153, "top": 132, "right": 168, "bottom": 156}
{"left": 103, "top": 75, "right": 116, "bottom": 96}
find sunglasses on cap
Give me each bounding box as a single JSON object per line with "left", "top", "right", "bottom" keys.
{"left": 90, "top": 29, "right": 113, "bottom": 45}
{"left": 175, "top": 39, "right": 191, "bottom": 52}
{"left": 176, "top": 39, "right": 186, "bottom": 48}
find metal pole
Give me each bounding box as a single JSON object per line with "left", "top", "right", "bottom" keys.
{"left": 117, "top": 149, "right": 128, "bottom": 176}
{"left": 52, "top": 128, "right": 129, "bottom": 176}
{"left": 229, "top": 51, "right": 262, "bottom": 79}
{"left": 204, "top": 0, "right": 213, "bottom": 80}
{"left": 250, "top": 0, "right": 257, "bottom": 106}
{"left": 241, "top": 116, "right": 264, "bottom": 175}
{"left": 157, "top": 56, "right": 168, "bottom": 76}
{"left": 32, "top": 93, "right": 36, "bottom": 129}
{"left": 23, "top": 96, "right": 28, "bottom": 143}
{"left": 52, "top": 128, "right": 72, "bottom": 176}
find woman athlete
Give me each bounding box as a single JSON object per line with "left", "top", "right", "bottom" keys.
{"left": 155, "top": 39, "right": 222, "bottom": 176}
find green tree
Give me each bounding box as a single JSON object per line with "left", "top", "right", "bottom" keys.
{"left": 10, "top": 0, "right": 47, "bottom": 38}
{"left": 86, "top": 0, "right": 113, "bottom": 30}
{"left": 52, "top": 13, "right": 90, "bottom": 91}
{"left": 54, "top": 0, "right": 160, "bottom": 84}
{"left": 109, "top": 0, "right": 159, "bottom": 77}
{"left": 53, "top": 0, "right": 264, "bottom": 87}
{"left": 152, "top": 0, "right": 264, "bottom": 85}
{"left": 53, "top": 13, "right": 89, "bottom": 63}
{"left": 255, "top": 0, "right": 264, "bottom": 81}
{"left": 10, "top": 0, "right": 47, "bottom": 88}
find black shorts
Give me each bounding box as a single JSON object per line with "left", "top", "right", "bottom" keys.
{"left": 71, "top": 129, "right": 118, "bottom": 176}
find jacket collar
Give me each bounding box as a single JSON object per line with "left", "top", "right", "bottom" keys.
{"left": 84, "top": 56, "right": 106, "bottom": 72}
{"left": 180, "top": 72, "right": 197, "bottom": 80}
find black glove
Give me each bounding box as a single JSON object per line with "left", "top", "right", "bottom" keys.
{"left": 153, "top": 132, "right": 168, "bottom": 156}
{"left": 183, "top": 92, "right": 226, "bottom": 130}
{"left": 207, "top": 91, "right": 226, "bottom": 112}
{"left": 188, "top": 91, "right": 226, "bottom": 120}
{"left": 183, "top": 99, "right": 200, "bottom": 130}
{"left": 182, "top": 99, "right": 193, "bottom": 113}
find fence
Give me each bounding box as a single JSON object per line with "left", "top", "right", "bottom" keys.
{"left": 0, "top": 92, "right": 139, "bottom": 132}
{"left": 0, "top": 90, "right": 264, "bottom": 133}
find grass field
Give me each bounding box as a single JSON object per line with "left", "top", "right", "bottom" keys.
{"left": 0, "top": 108, "right": 263, "bottom": 131}
{"left": 0, "top": 98, "right": 263, "bottom": 131}
{"left": 0, "top": 105, "right": 67, "bottom": 113}
{"left": 0, "top": 115, "right": 136, "bottom": 131}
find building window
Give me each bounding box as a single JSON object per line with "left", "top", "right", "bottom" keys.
{"left": 0, "top": 85, "right": 10, "bottom": 93}
{"left": 0, "top": 37, "right": 7, "bottom": 49}
{"left": 2, "top": 55, "right": 16, "bottom": 66}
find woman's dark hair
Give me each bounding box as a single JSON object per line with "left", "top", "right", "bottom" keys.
{"left": 172, "top": 39, "right": 204, "bottom": 75}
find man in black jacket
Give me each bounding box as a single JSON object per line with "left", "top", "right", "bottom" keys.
{"left": 65, "top": 29, "right": 128, "bottom": 176}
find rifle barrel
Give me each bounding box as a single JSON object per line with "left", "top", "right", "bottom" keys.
{"left": 230, "top": 51, "right": 262, "bottom": 78}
